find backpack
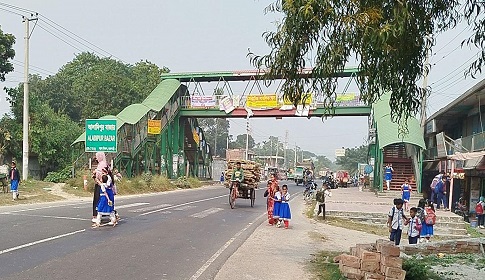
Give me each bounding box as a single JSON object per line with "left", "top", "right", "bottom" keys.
{"left": 414, "top": 217, "right": 422, "bottom": 232}
{"left": 425, "top": 208, "right": 436, "bottom": 225}
{"left": 475, "top": 202, "right": 484, "bottom": 215}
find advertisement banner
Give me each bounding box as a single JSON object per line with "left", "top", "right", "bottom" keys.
{"left": 190, "top": 96, "right": 216, "bottom": 108}
{"left": 219, "top": 96, "right": 235, "bottom": 113}
{"left": 148, "top": 119, "right": 162, "bottom": 135}
{"left": 335, "top": 93, "right": 361, "bottom": 106}
{"left": 283, "top": 93, "right": 313, "bottom": 106}
{"left": 246, "top": 94, "right": 278, "bottom": 109}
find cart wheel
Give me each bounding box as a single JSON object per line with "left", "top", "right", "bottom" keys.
{"left": 250, "top": 189, "right": 255, "bottom": 207}
{"left": 229, "top": 188, "right": 236, "bottom": 209}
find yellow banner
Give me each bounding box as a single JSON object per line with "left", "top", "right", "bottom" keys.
{"left": 148, "top": 119, "right": 162, "bottom": 135}
{"left": 283, "top": 93, "right": 312, "bottom": 105}
{"left": 193, "top": 129, "right": 200, "bottom": 145}
{"left": 246, "top": 94, "right": 278, "bottom": 108}
{"left": 336, "top": 93, "right": 358, "bottom": 102}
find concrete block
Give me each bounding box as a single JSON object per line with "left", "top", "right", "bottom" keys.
{"left": 379, "top": 244, "right": 400, "bottom": 257}
{"left": 364, "top": 272, "right": 385, "bottom": 280}
{"left": 384, "top": 267, "right": 406, "bottom": 280}
{"left": 380, "top": 255, "right": 402, "bottom": 268}
{"left": 340, "top": 254, "right": 361, "bottom": 269}
{"left": 360, "top": 260, "right": 380, "bottom": 273}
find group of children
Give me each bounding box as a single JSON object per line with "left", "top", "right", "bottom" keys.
{"left": 267, "top": 183, "right": 292, "bottom": 229}
{"left": 387, "top": 198, "right": 436, "bottom": 245}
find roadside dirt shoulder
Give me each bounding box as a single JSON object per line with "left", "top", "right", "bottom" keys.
{"left": 214, "top": 196, "right": 382, "bottom": 280}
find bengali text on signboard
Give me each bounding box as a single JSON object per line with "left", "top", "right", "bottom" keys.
{"left": 85, "top": 119, "right": 117, "bottom": 152}
{"left": 190, "top": 96, "right": 216, "bottom": 108}
{"left": 246, "top": 94, "right": 278, "bottom": 108}
{"left": 148, "top": 119, "right": 162, "bottom": 135}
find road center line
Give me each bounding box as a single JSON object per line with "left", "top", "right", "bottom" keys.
{"left": 190, "top": 207, "right": 223, "bottom": 218}
{"left": 139, "top": 194, "right": 227, "bottom": 216}
{"left": 0, "top": 229, "right": 86, "bottom": 255}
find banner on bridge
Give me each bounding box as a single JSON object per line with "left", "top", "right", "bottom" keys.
{"left": 190, "top": 96, "right": 216, "bottom": 108}
{"left": 246, "top": 94, "right": 278, "bottom": 109}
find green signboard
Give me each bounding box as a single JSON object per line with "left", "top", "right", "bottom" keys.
{"left": 85, "top": 119, "right": 117, "bottom": 152}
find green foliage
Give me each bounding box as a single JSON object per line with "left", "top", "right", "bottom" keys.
{"left": 0, "top": 26, "right": 15, "bottom": 82}
{"left": 198, "top": 117, "right": 230, "bottom": 157}
{"left": 250, "top": 0, "right": 485, "bottom": 123}
{"left": 403, "top": 258, "right": 431, "bottom": 280}
{"left": 230, "top": 134, "right": 255, "bottom": 150}
{"left": 174, "top": 176, "right": 202, "bottom": 189}
{"left": 44, "top": 165, "right": 72, "bottom": 183}
{"left": 309, "top": 251, "right": 345, "bottom": 280}
{"left": 335, "top": 144, "right": 368, "bottom": 174}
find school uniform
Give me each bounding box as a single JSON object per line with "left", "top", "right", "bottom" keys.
{"left": 9, "top": 166, "right": 20, "bottom": 200}
{"left": 279, "top": 192, "right": 291, "bottom": 228}
{"left": 273, "top": 191, "right": 282, "bottom": 219}
{"left": 388, "top": 206, "right": 405, "bottom": 245}
{"left": 407, "top": 216, "right": 421, "bottom": 244}
{"left": 401, "top": 184, "right": 411, "bottom": 202}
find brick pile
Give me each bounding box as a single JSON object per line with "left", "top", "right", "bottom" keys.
{"left": 401, "top": 239, "right": 481, "bottom": 255}
{"left": 334, "top": 239, "right": 406, "bottom": 280}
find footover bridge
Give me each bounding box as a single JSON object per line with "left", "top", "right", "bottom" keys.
{"left": 71, "top": 68, "right": 371, "bottom": 179}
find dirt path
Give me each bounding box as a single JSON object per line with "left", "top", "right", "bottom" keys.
{"left": 48, "top": 183, "right": 81, "bottom": 200}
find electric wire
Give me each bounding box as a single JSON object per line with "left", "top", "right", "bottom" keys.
{"left": 12, "top": 59, "right": 56, "bottom": 75}
{"left": 430, "top": 50, "right": 480, "bottom": 87}
{"left": 0, "top": 2, "right": 36, "bottom": 14}
{"left": 0, "top": 6, "right": 23, "bottom": 16}
{"left": 36, "top": 23, "right": 84, "bottom": 53}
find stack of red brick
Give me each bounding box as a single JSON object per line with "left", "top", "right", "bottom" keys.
{"left": 334, "top": 239, "right": 406, "bottom": 280}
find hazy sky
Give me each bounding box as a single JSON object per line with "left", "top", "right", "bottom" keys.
{"left": 1, "top": 1, "right": 484, "bottom": 159}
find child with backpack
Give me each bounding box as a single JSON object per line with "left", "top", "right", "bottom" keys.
{"left": 475, "top": 197, "right": 485, "bottom": 229}
{"left": 387, "top": 198, "right": 407, "bottom": 245}
{"left": 420, "top": 201, "right": 435, "bottom": 242}
{"left": 404, "top": 207, "right": 422, "bottom": 244}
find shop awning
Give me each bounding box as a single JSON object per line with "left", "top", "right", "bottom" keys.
{"left": 447, "top": 151, "right": 485, "bottom": 170}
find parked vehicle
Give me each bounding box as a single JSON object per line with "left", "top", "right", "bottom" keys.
{"left": 294, "top": 166, "right": 305, "bottom": 185}
{"left": 336, "top": 170, "right": 350, "bottom": 188}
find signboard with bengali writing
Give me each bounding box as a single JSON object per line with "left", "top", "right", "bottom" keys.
{"left": 246, "top": 94, "right": 278, "bottom": 108}
{"left": 85, "top": 119, "right": 117, "bottom": 152}
{"left": 148, "top": 119, "right": 162, "bottom": 135}
{"left": 190, "top": 96, "right": 216, "bottom": 108}
{"left": 335, "top": 93, "right": 361, "bottom": 106}
{"left": 219, "top": 96, "right": 235, "bottom": 113}
{"left": 335, "top": 148, "right": 346, "bottom": 157}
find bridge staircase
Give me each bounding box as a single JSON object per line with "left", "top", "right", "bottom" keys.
{"left": 383, "top": 144, "right": 416, "bottom": 191}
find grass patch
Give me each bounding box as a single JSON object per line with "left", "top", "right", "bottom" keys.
{"left": 321, "top": 216, "right": 389, "bottom": 237}
{"left": 0, "top": 180, "right": 63, "bottom": 206}
{"left": 465, "top": 224, "right": 484, "bottom": 237}
{"left": 308, "top": 251, "right": 345, "bottom": 280}
{"left": 64, "top": 173, "right": 204, "bottom": 196}
{"left": 403, "top": 254, "right": 485, "bottom": 280}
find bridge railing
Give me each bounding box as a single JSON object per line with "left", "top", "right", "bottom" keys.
{"left": 179, "top": 94, "right": 367, "bottom": 110}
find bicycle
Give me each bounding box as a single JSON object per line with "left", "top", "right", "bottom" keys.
{"left": 229, "top": 179, "right": 241, "bottom": 209}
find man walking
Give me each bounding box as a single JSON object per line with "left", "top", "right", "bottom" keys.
{"left": 10, "top": 161, "right": 20, "bottom": 201}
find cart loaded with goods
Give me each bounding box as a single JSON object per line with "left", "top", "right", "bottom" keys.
{"left": 224, "top": 160, "right": 261, "bottom": 208}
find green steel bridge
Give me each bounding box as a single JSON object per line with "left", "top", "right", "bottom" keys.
{"left": 71, "top": 68, "right": 372, "bottom": 179}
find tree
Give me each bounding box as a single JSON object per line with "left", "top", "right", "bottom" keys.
{"left": 5, "top": 52, "right": 170, "bottom": 123}
{"left": 198, "top": 118, "right": 230, "bottom": 157}
{"left": 230, "top": 134, "right": 255, "bottom": 150}
{"left": 335, "top": 145, "right": 369, "bottom": 174}
{"left": 0, "top": 26, "right": 15, "bottom": 81}
{"left": 250, "top": 1, "right": 485, "bottom": 123}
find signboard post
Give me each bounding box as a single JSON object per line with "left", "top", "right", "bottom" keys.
{"left": 148, "top": 119, "right": 162, "bottom": 135}
{"left": 85, "top": 119, "right": 117, "bottom": 152}
{"left": 335, "top": 148, "right": 346, "bottom": 157}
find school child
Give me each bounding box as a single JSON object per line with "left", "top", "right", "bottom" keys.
{"left": 279, "top": 185, "right": 292, "bottom": 229}
{"left": 9, "top": 161, "right": 20, "bottom": 201}
{"left": 384, "top": 164, "right": 394, "bottom": 191}
{"left": 420, "top": 201, "right": 435, "bottom": 243}
{"left": 387, "top": 198, "right": 407, "bottom": 245}
{"left": 475, "top": 197, "right": 485, "bottom": 229}
{"left": 273, "top": 185, "right": 282, "bottom": 227}
{"left": 401, "top": 179, "right": 412, "bottom": 212}
{"left": 405, "top": 207, "right": 421, "bottom": 244}
{"left": 103, "top": 166, "right": 120, "bottom": 222}
{"left": 220, "top": 172, "right": 224, "bottom": 185}
{"left": 93, "top": 174, "right": 116, "bottom": 227}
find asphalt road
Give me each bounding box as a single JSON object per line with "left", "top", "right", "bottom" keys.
{"left": 0, "top": 181, "right": 304, "bottom": 280}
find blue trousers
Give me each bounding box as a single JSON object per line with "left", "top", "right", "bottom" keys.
{"left": 390, "top": 228, "right": 402, "bottom": 245}
{"left": 437, "top": 192, "right": 448, "bottom": 209}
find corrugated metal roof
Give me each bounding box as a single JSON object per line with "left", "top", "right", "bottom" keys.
{"left": 117, "top": 103, "right": 151, "bottom": 125}
{"left": 71, "top": 115, "right": 126, "bottom": 145}
{"left": 373, "top": 94, "right": 425, "bottom": 150}
{"left": 142, "top": 79, "right": 181, "bottom": 111}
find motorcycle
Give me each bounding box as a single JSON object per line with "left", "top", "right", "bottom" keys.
{"left": 303, "top": 180, "right": 318, "bottom": 201}
{"left": 322, "top": 176, "right": 336, "bottom": 189}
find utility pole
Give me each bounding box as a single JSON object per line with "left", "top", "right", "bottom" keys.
{"left": 245, "top": 118, "right": 249, "bottom": 160}
{"left": 22, "top": 14, "right": 38, "bottom": 180}
{"left": 214, "top": 120, "right": 218, "bottom": 158}
{"left": 270, "top": 138, "right": 273, "bottom": 166}
{"left": 284, "top": 130, "right": 288, "bottom": 169}
{"left": 275, "top": 137, "right": 279, "bottom": 168}
{"left": 294, "top": 143, "right": 297, "bottom": 166}
{"left": 420, "top": 35, "right": 431, "bottom": 131}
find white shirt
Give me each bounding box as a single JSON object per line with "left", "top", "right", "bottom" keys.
{"left": 282, "top": 192, "right": 290, "bottom": 203}
{"left": 408, "top": 216, "right": 421, "bottom": 237}
{"left": 388, "top": 206, "right": 405, "bottom": 230}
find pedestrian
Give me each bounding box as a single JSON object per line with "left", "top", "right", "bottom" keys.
{"left": 401, "top": 179, "right": 412, "bottom": 212}
{"left": 273, "top": 185, "right": 282, "bottom": 227}
{"left": 220, "top": 172, "right": 225, "bottom": 185}
{"left": 92, "top": 152, "right": 108, "bottom": 223}
{"left": 420, "top": 201, "right": 435, "bottom": 243}
{"left": 475, "top": 197, "right": 485, "bottom": 229}
{"left": 387, "top": 198, "right": 407, "bottom": 245}
{"left": 266, "top": 173, "right": 278, "bottom": 225}
{"left": 436, "top": 177, "right": 449, "bottom": 210}
{"left": 405, "top": 207, "right": 421, "bottom": 244}
{"left": 384, "top": 164, "right": 393, "bottom": 191}
{"left": 103, "top": 166, "right": 120, "bottom": 222}
{"left": 92, "top": 174, "right": 116, "bottom": 227}
{"left": 9, "top": 161, "right": 20, "bottom": 201}
{"left": 316, "top": 183, "right": 332, "bottom": 217}
{"left": 279, "top": 184, "right": 292, "bottom": 229}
